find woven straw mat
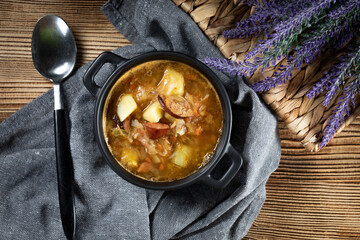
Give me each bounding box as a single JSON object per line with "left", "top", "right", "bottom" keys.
{"left": 173, "top": 0, "right": 360, "bottom": 152}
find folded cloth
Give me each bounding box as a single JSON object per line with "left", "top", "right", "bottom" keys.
{"left": 0, "top": 0, "right": 281, "bottom": 239}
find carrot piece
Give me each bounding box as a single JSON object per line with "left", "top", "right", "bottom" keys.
{"left": 144, "top": 157, "right": 152, "bottom": 163}
{"left": 195, "top": 126, "right": 203, "bottom": 136}
{"left": 137, "top": 162, "right": 153, "bottom": 173}
{"left": 159, "top": 163, "right": 165, "bottom": 171}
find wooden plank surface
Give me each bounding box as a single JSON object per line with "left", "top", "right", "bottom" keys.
{"left": 1, "top": 1, "right": 360, "bottom": 239}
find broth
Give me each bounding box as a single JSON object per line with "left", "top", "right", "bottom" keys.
{"left": 103, "top": 60, "right": 223, "bottom": 181}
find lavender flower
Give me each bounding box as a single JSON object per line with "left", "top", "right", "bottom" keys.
{"left": 321, "top": 78, "right": 360, "bottom": 147}
{"left": 203, "top": 57, "right": 257, "bottom": 77}
{"left": 251, "top": 63, "right": 296, "bottom": 92}
{"left": 333, "top": 26, "right": 359, "bottom": 49}
{"left": 205, "top": 0, "right": 360, "bottom": 147}
{"left": 329, "top": 0, "right": 360, "bottom": 48}
{"left": 298, "top": 1, "right": 360, "bottom": 64}
{"left": 307, "top": 41, "right": 360, "bottom": 106}
{"left": 328, "top": 0, "right": 360, "bottom": 20}
{"left": 233, "top": 0, "right": 337, "bottom": 94}
{"left": 208, "top": 0, "right": 360, "bottom": 95}
{"left": 223, "top": 0, "right": 316, "bottom": 39}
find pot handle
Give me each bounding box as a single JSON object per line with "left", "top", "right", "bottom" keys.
{"left": 202, "top": 144, "right": 243, "bottom": 189}
{"left": 83, "top": 51, "right": 125, "bottom": 96}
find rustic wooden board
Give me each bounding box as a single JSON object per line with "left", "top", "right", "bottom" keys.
{"left": 1, "top": 1, "right": 360, "bottom": 239}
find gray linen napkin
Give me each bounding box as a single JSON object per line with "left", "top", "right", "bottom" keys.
{"left": 0, "top": 0, "right": 281, "bottom": 239}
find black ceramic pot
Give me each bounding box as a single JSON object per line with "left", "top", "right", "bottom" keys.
{"left": 83, "top": 51, "right": 242, "bottom": 190}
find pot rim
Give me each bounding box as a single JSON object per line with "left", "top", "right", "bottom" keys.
{"left": 93, "top": 51, "right": 233, "bottom": 190}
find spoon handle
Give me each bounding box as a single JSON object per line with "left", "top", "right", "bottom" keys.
{"left": 54, "top": 86, "right": 75, "bottom": 240}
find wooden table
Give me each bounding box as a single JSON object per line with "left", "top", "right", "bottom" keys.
{"left": 1, "top": 1, "right": 360, "bottom": 239}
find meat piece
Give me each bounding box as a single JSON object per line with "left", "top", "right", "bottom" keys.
{"left": 143, "top": 122, "right": 170, "bottom": 139}
{"left": 131, "top": 120, "right": 170, "bottom": 155}
{"left": 158, "top": 95, "right": 194, "bottom": 118}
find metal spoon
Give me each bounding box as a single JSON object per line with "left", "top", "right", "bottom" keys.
{"left": 31, "top": 15, "right": 76, "bottom": 240}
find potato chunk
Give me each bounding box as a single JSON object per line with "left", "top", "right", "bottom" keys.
{"left": 117, "top": 94, "right": 137, "bottom": 121}
{"left": 171, "top": 144, "right": 192, "bottom": 167}
{"left": 151, "top": 155, "right": 161, "bottom": 164}
{"left": 143, "top": 101, "right": 164, "bottom": 122}
{"left": 158, "top": 69, "right": 184, "bottom": 96}
{"left": 121, "top": 148, "right": 139, "bottom": 170}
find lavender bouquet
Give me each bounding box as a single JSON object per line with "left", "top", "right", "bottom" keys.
{"left": 205, "top": 0, "right": 360, "bottom": 148}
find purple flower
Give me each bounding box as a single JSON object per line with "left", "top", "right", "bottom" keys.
{"left": 205, "top": 0, "right": 360, "bottom": 147}
{"left": 244, "top": 0, "right": 335, "bottom": 70}
{"left": 328, "top": 0, "right": 360, "bottom": 20}
{"left": 307, "top": 41, "right": 360, "bottom": 105}
{"left": 321, "top": 78, "right": 360, "bottom": 147}
{"left": 223, "top": 0, "right": 316, "bottom": 39}
{"left": 333, "top": 26, "right": 359, "bottom": 49}
{"left": 203, "top": 57, "right": 257, "bottom": 77}
{"left": 250, "top": 62, "right": 296, "bottom": 92}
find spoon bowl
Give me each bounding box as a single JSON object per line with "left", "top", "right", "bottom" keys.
{"left": 31, "top": 15, "right": 76, "bottom": 83}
